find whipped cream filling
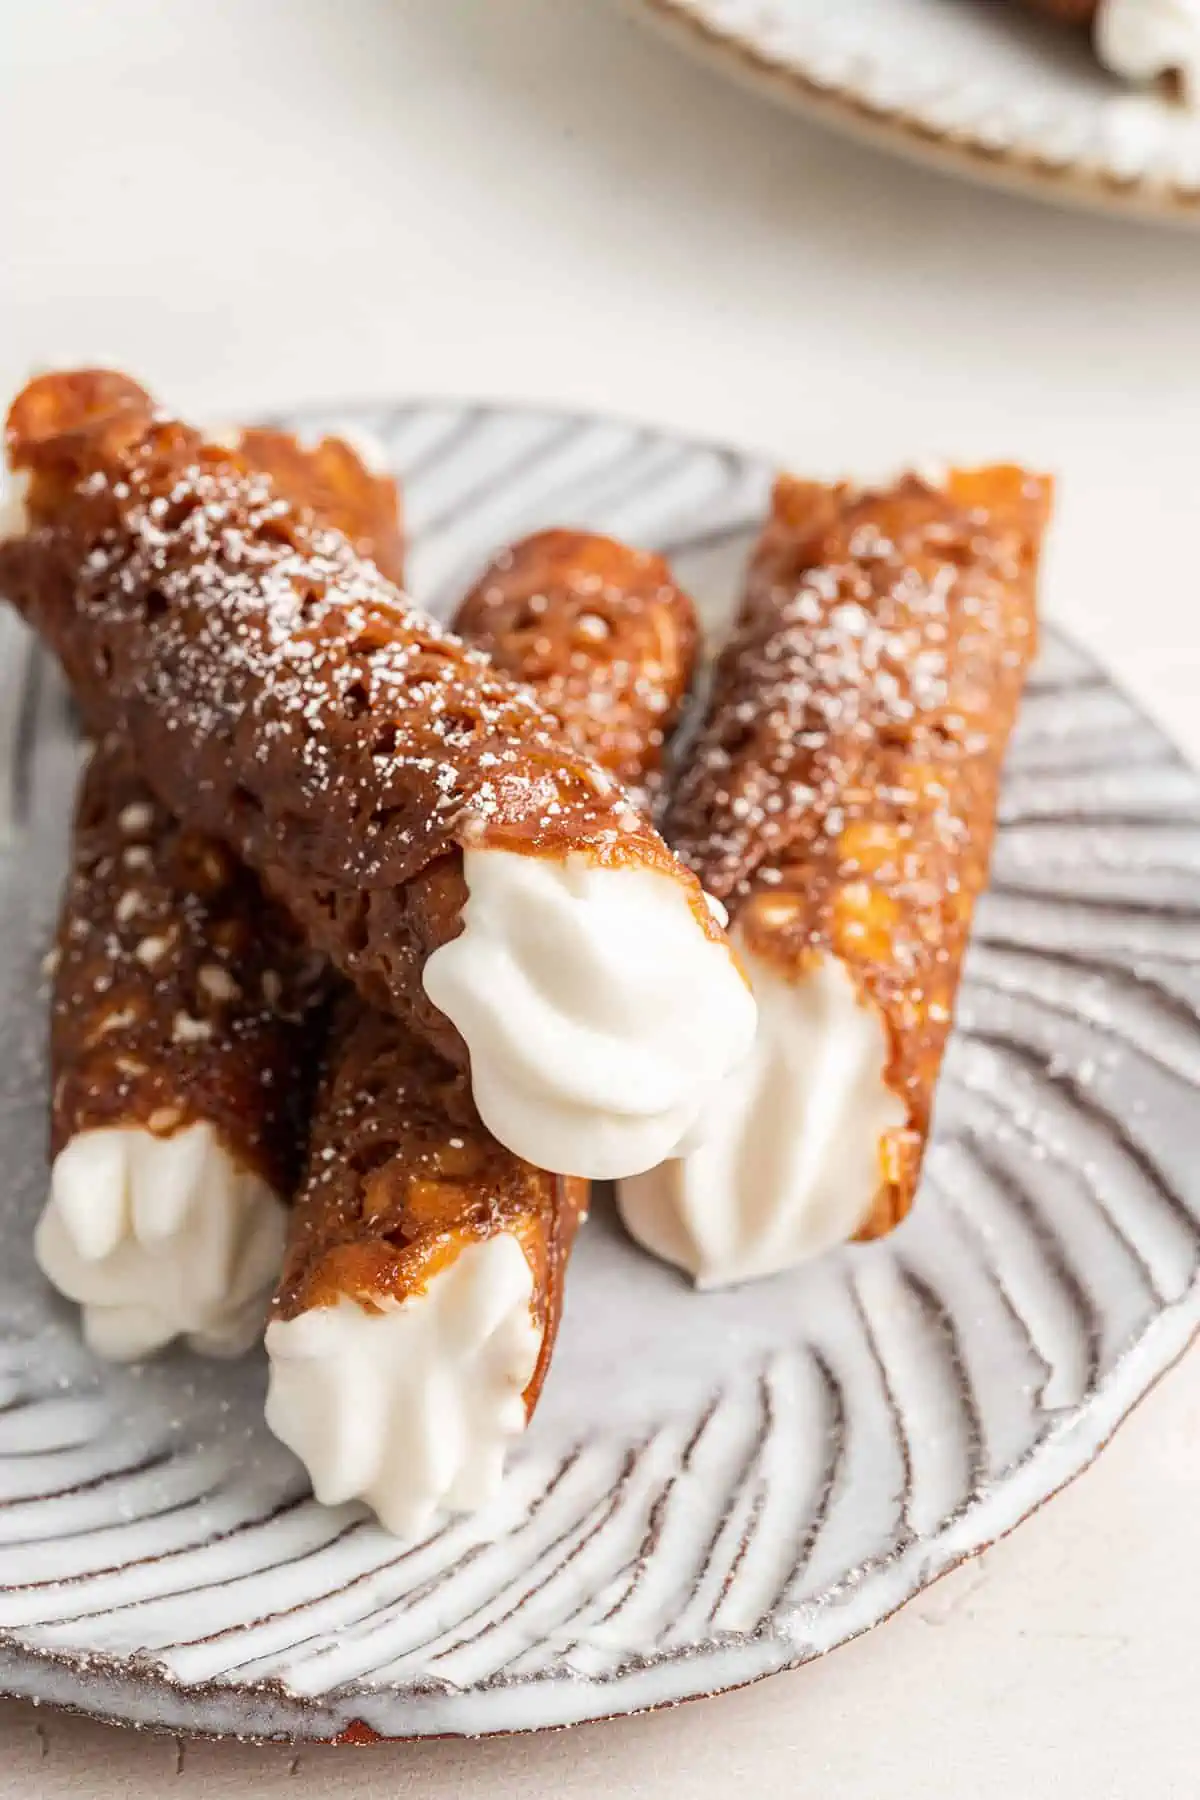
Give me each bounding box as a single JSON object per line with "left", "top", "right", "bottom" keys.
{"left": 618, "top": 949, "right": 906, "bottom": 1288}
{"left": 264, "top": 1234, "right": 540, "bottom": 1539}
{"left": 1097, "top": 0, "right": 1200, "bottom": 104}
{"left": 35, "top": 1123, "right": 288, "bottom": 1359}
{"left": 423, "top": 848, "right": 757, "bottom": 1181}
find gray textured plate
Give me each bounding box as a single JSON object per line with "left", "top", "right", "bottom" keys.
{"left": 0, "top": 402, "right": 1199, "bottom": 1742}
{"left": 631, "top": 0, "right": 1200, "bottom": 225}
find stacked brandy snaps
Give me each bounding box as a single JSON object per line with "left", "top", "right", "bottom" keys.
{"left": 0, "top": 369, "right": 1051, "bottom": 1540}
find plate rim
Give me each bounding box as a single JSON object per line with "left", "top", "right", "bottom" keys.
{"left": 630, "top": 0, "right": 1200, "bottom": 227}
{"left": 1, "top": 1281, "right": 1198, "bottom": 1746}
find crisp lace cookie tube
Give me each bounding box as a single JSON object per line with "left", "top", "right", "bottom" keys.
{"left": 266, "top": 1002, "right": 587, "bottom": 1537}
{"left": 35, "top": 421, "right": 404, "bottom": 1360}
{"left": 39, "top": 745, "right": 326, "bottom": 1359}
{"left": 232, "top": 427, "right": 406, "bottom": 587}
{"left": 620, "top": 466, "right": 1052, "bottom": 1287}
{"left": 454, "top": 528, "right": 699, "bottom": 809}
{"left": 265, "top": 530, "right": 699, "bottom": 1537}
{"left": 0, "top": 371, "right": 755, "bottom": 1182}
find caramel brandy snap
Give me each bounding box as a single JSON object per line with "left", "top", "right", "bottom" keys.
{"left": 453, "top": 528, "right": 699, "bottom": 810}
{"left": 34, "top": 421, "right": 404, "bottom": 1360}
{"left": 39, "top": 744, "right": 325, "bottom": 1359}
{"left": 620, "top": 467, "right": 1052, "bottom": 1286}
{"left": 266, "top": 1005, "right": 586, "bottom": 1537}
{"left": 264, "top": 531, "right": 702, "bottom": 1536}
{"left": 232, "top": 426, "right": 406, "bottom": 586}
{"left": 0, "top": 371, "right": 755, "bottom": 1182}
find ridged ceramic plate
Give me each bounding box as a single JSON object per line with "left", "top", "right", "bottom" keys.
{"left": 1, "top": 401, "right": 1199, "bottom": 1743}
{"left": 631, "top": 0, "right": 1200, "bottom": 224}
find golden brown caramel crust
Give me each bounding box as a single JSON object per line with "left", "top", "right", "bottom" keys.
{"left": 1, "top": 372, "right": 697, "bottom": 1061}
{"left": 274, "top": 1001, "right": 587, "bottom": 1404}
{"left": 235, "top": 428, "right": 405, "bottom": 587}
{"left": 668, "top": 466, "right": 1051, "bottom": 1238}
{"left": 52, "top": 740, "right": 327, "bottom": 1191}
{"left": 455, "top": 529, "right": 699, "bottom": 803}
{"left": 49, "top": 417, "right": 408, "bottom": 1189}
{"left": 279, "top": 532, "right": 701, "bottom": 1411}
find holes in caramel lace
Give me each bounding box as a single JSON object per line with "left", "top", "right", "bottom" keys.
{"left": 719, "top": 717, "right": 758, "bottom": 760}
{"left": 880, "top": 719, "right": 957, "bottom": 754}
{"left": 293, "top": 577, "right": 327, "bottom": 617}
{"left": 407, "top": 646, "right": 464, "bottom": 689}
{"left": 230, "top": 782, "right": 264, "bottom": 817}
{"left": 509, "top": 603, "right": 544, "bottom": 634}
{"left": 366, "top": 804, "right": 403, "bottom": 839}
{"left": 351, "top": 1069, "right": 393, "bottom": 1110}
{"left": 311, "top": 887, "right": 339, "bottom": 925}
{"left": 161, "top": 494, "right": 203, "bottom": 534}
{"left": 173, "top": 832, "right": 235, "bottom": 895}
{"left": 342, "top": 897, "right": 371, "bottom": 957}
{"left": 258, "top": 514, "right": 301, "bottom": 551}
{"left": 930, "top": 541, "right": 975, "bottom": 570}
{"left": 345, "top": 1139, "right": 396, "bottom": 1185}
{"left": 144, "top": 588, "right": 168, "bottom": 624}
{"left": 342, "top": 679, "right": 369, "bottom": 720}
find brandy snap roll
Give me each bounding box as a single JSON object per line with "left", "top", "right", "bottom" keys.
{"left": 231, "top": 426, "right": 406, "bottom": 587}
{"left": 34, "top": 423, "right": 403, "bottom": 1360}
{"left": 264, "top": 532, "right": 699, "bottom": 1536}
{"left": 453, "top": 528, "right": 699, "bottom": 810}
{"left": 620, "top": 467, "right": 1052, "bottom": 1287}
{"left": 39, "top": 748, "right": 326, "bottom": 1359}
{"left": 0, "top": 371, "right": 755, "bottom": 1182}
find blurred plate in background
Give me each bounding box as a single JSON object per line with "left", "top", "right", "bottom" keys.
{"left": 630, "top": 0, "right": 1200, "bottom": 225}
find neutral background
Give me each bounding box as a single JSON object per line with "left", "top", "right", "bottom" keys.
{"left": 3, "top": 1, "right": 1200, "bottom": 1793}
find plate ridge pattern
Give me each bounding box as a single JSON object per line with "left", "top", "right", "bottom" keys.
{"left": 0, "top": 403, "right": 1196, "bottom": 1737}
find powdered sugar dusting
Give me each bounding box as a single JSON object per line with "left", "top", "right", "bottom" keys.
{"left": 59, "top": 447, "right": 642, "bottom": 883}
{"left": 663, "top": 465, "right": 1048, "bottom": 1230}
{"left": 669, "top": 470, "right": 1045, "bottom": 912}
{"left": 49, "top": 736, "right": 326, "bottom": 1198}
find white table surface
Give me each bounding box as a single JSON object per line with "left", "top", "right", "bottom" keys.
{"left": 3, "top": 1, "right": 1200, "bottom": 1793}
